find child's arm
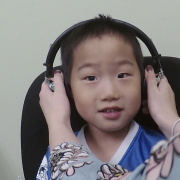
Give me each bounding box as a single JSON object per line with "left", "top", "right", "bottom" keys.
{"left": 39, "top": 70, "right": 81, "bottom": 152}
{"left": 144, "top": 65, "right": 180, "bottom": 138}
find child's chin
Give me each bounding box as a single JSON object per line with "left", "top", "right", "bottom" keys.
{"left": 100, "top": 126, "right": 126, "bottom": 132}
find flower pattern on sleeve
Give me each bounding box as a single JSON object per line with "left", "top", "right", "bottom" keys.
{"left": 145, "top": 133, "right": 180, "bottom": 180}
{"left": 49, "top": 142, "right": 92, "bottom": 179}
{"left": 97, "top": 164, "right": 131, "bottom": 180}
{"left": 49, "top": 142, "right": 131, "bottom": 180}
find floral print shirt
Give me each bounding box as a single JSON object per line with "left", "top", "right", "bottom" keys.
{"left": 48, "top": 133, "right": 180, "bottom": 180}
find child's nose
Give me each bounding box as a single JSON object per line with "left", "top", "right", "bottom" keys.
{"left": 100, "top": 80, "right": 120, "bottom": 101}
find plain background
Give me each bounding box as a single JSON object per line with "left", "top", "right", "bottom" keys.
{"left": 1, "top": 0, "right": 180, "bottom": 179}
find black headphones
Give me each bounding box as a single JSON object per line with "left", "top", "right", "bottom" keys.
{"left": 43, "top": 18, "right": 164, "bottom": 94}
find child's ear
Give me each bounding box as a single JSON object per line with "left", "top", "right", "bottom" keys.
{"left": 141, "top": 99, "right": 149, "bottom": 114}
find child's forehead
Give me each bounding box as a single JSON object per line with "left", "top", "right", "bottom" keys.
{"left": 77, "top": 34, "right": 127, "bottom": 47}
{"left": 74, "top": 35, "right": 131, "bottom": 54}
{"left": 72, "top": 35, "right": 136, "bottom": 65}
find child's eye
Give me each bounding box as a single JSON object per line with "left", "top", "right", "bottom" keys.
{"left": 118, "top": 73, "right": 128, "bottom": 78}
{"left": 86, "top": 76, "right": 97, "bottom": 81}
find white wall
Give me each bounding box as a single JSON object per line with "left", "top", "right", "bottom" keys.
{"left": 1, "top": 0, "right": 180, "bottom": 179}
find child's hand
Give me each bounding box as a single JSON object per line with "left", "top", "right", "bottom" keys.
{"left": 145, "top": 65, "right": 180, "bottom": 138}
{"left": 39, "top": 70, "right": 71, "bottom": 130}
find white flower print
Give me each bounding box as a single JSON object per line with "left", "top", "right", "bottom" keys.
{"left": 49, "top": 142, "right": 91, "bottom": 179}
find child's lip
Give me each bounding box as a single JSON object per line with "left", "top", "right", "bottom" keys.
{"left": 98, "top": 107, "right": 123, "bottom": 119}
{"left": 100, "top": 110, "right": 123, "bottom": 119}
{"left": 99, "top": 106, "right": 123, "bottom": 112}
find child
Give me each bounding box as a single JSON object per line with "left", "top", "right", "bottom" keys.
{"left": 36, "top": 15, "right": 179, "bottom": 180}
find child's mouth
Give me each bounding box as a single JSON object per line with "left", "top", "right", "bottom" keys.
{"left": 101, "top": 108, "right": 120, "bottom": 113}
{"left": 99, "top": 107, "right": 122, "bottom": 119}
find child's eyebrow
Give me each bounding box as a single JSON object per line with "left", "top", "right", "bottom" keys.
{"left": 115, "top": 59, "right": 134, "bottom": 67}
{"left": 78, "top": 62, "right": 100, "bottom": 71}
{"left": 78, "top": 60, "right": 133, "bottom": 71}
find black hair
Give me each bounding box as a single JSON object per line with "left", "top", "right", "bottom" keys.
{"left": 61, "top": 14, "right": 144, "bottom": 98}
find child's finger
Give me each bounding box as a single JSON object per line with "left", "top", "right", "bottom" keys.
{"left": 53, "top": 70, "right": 65, "bottom": 93}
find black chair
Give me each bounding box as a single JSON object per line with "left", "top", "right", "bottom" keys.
{"left": 21, "top": 56, "right": 180, "bottom": 180}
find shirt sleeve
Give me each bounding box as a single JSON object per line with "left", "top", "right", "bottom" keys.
{"left": 36, "top": 155, "right": 49, "bottom": 180}
{"left": 126, "top": 133, "right": 180, "bottom": 180}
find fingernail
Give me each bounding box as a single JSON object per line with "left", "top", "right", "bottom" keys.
{"left": 146, "top": 65, "right": 153, "bottom": 72}
{"left": 55, "top": 70, "right": 61, "bottom": 74}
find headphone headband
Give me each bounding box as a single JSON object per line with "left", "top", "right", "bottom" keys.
{"left": 44, "top": 18, "right": 162, "bottom": 78}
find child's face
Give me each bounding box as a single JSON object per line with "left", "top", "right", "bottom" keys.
{"left": 70, "top": 35, "right": 141, "bottom": 132}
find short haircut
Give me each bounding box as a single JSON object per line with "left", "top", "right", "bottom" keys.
{"left": 61, "top": 14, "right": 144, "bottom": 97}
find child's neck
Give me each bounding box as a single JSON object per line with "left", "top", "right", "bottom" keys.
{"left": 84, "top": 122, "right": 131, "bottom": 162}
